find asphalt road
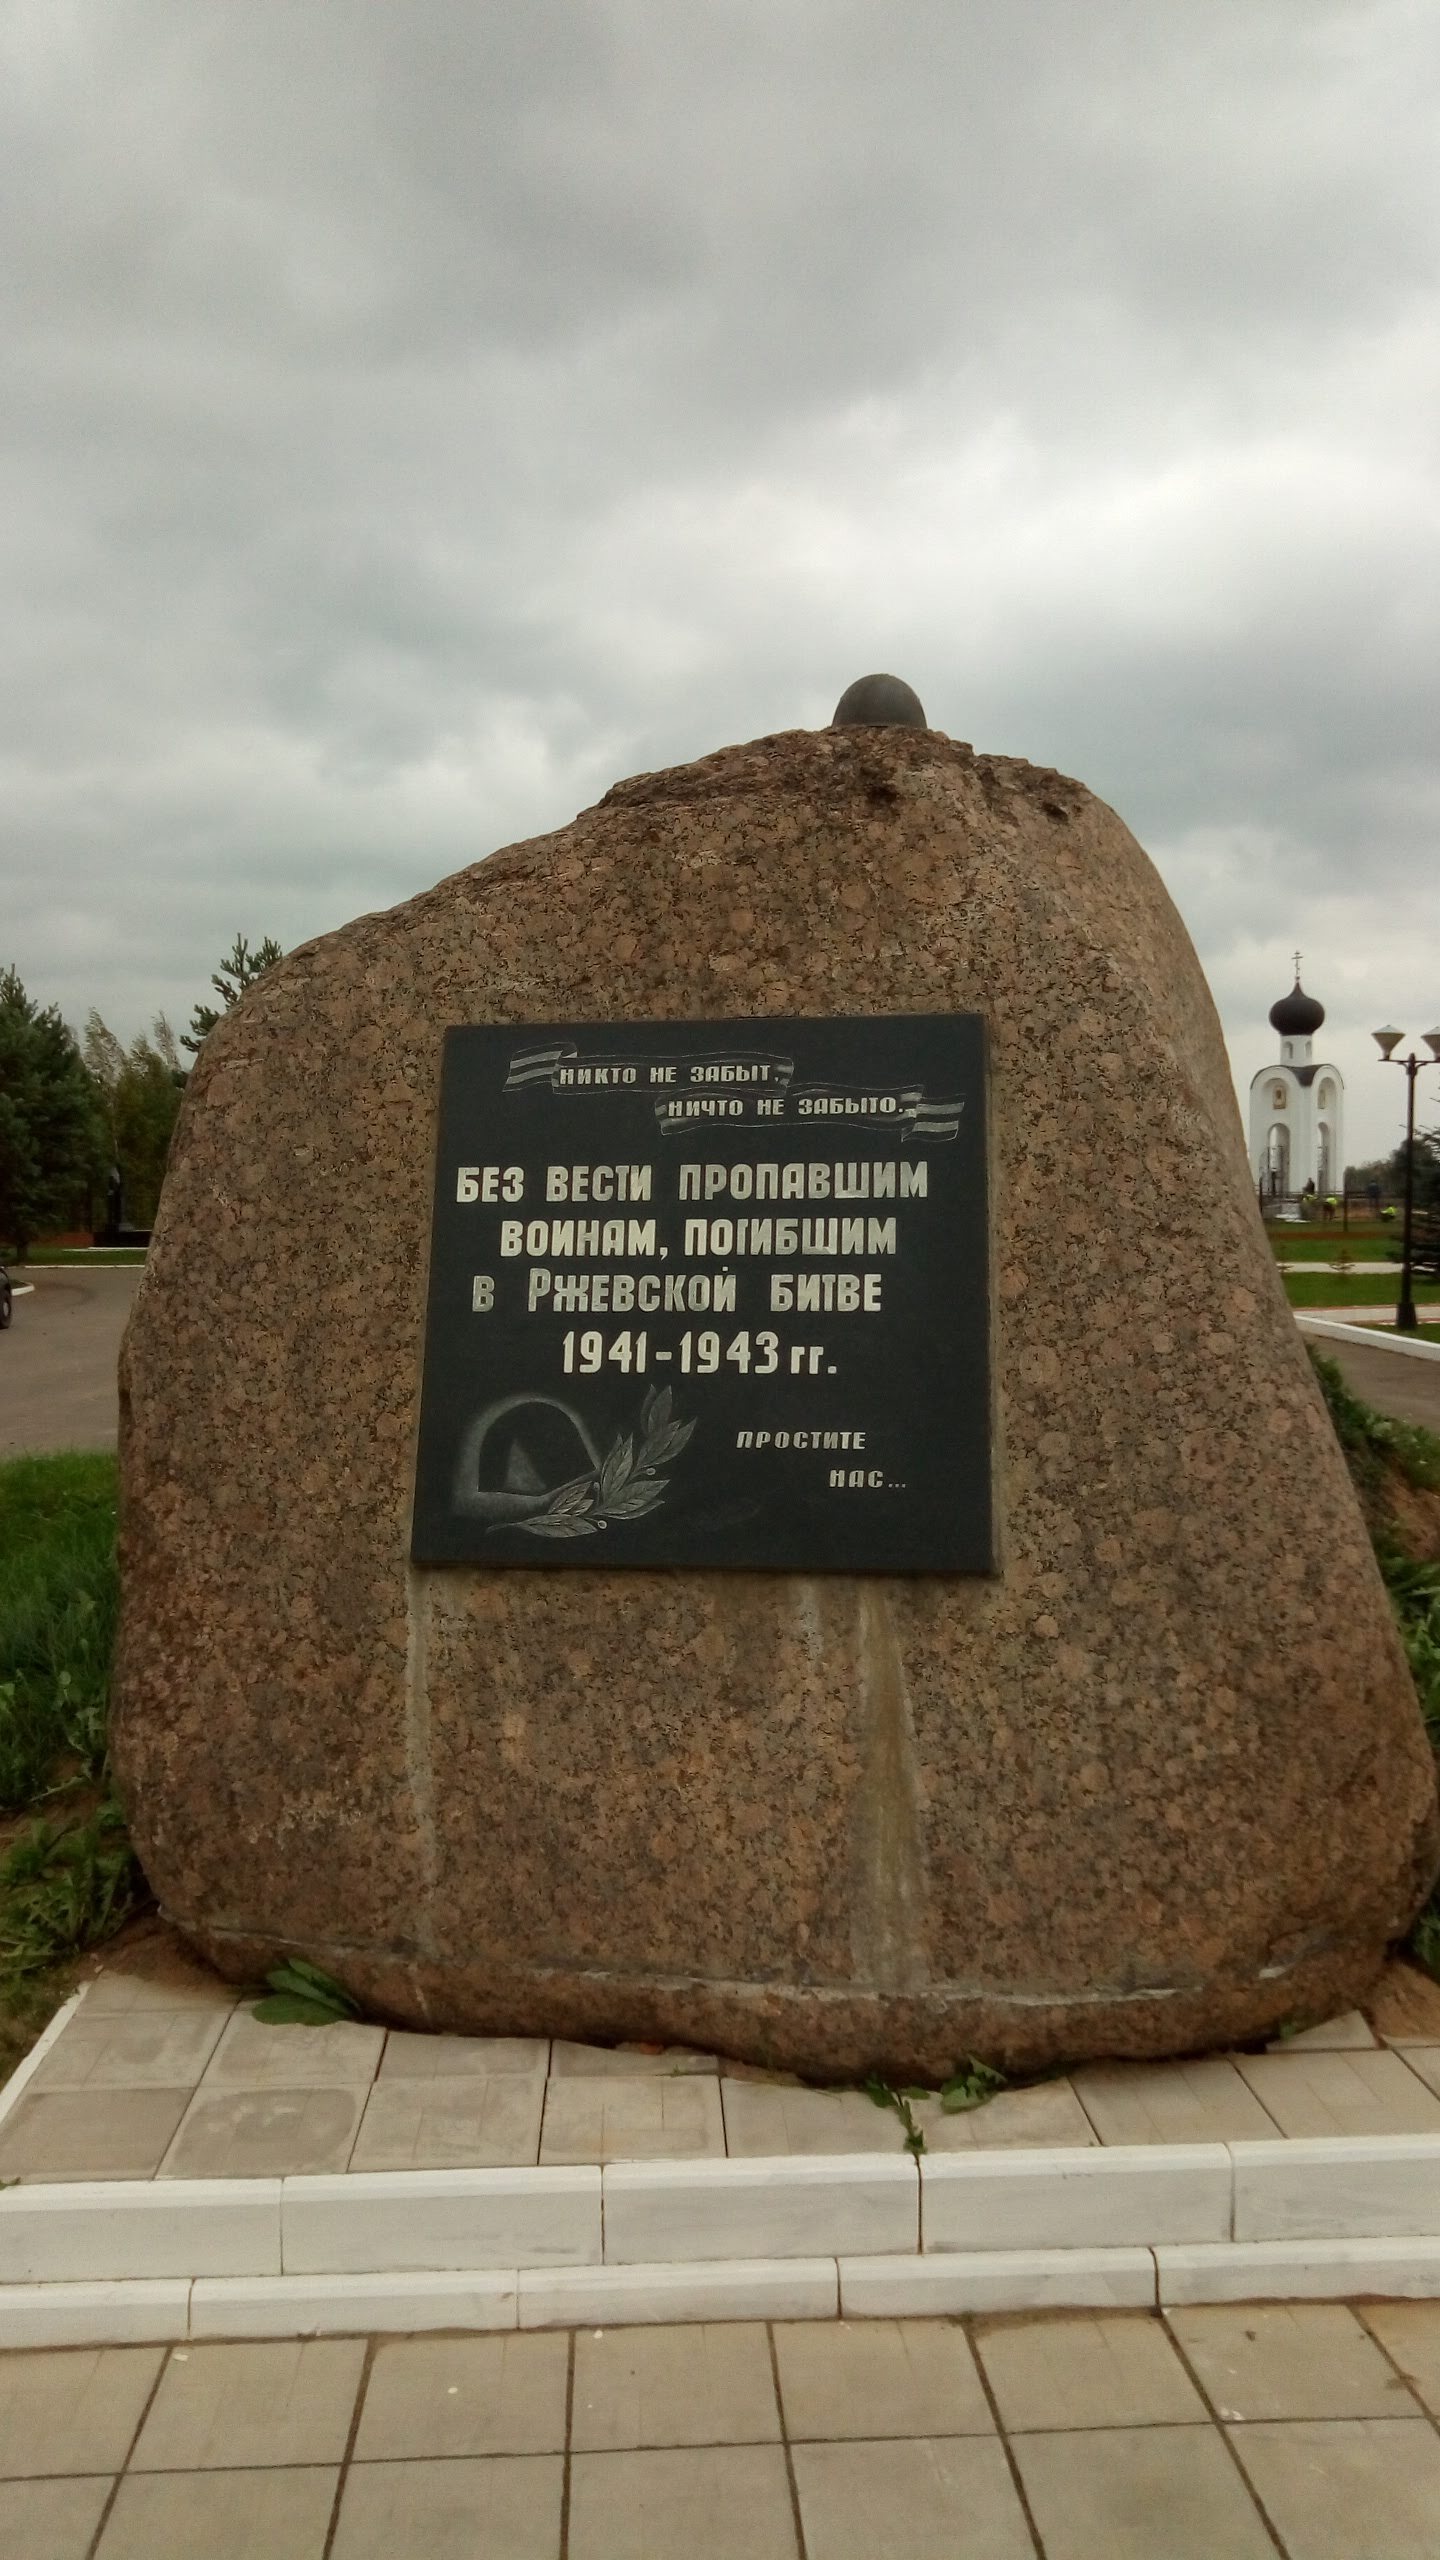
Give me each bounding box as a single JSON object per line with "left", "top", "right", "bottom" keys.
{"left": 0, "top": 1265, "right": 144, "bottom": 1457}
{"left": 1308, "top": 1328, "right": 1440, "bottom": 1432}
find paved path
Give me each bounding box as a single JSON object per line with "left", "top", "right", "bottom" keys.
{"left": 1306, "top": 1328, "right": 1440, "bottom": 1432}
{"left": 4, "top": 2304, "right": 1440, "bottom": 2555}
{"left": 0, "top": 1266, "right": 143, "bottom": 1458}
{"left": 7, "top": 1977, "right": 1440, "bottom": 2180}
{"left": 1300, "top": 1306, "right": 1440, "bottom": 1323}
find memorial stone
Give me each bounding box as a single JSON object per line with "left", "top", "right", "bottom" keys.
{"left": 111, "top": 694, "right": 1439, "bottom": 2079}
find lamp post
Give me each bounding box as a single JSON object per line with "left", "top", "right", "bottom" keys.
{"left": 1372, "top": 1024, "right": 1440, "bottom": 1330}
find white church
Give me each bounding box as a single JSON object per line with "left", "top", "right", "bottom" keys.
{"left": 1248, "top": 959, "right": 1345, "bottom": 1202}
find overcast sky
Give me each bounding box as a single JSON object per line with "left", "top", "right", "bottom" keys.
{"left": 4, "top": 0, "right": 1437, "bottom": 1163}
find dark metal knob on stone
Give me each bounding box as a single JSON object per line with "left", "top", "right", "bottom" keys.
{"left": 830, "top": 673, "right": 928, "bottom": 729}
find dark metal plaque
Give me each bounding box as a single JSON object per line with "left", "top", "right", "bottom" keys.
{"left": 411, "top": 1014, "right": 991, "bottom": 1572}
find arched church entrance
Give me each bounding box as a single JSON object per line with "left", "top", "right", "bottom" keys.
{"left": 1265, "top": 1123, "right": 1290, "bottom": 1197}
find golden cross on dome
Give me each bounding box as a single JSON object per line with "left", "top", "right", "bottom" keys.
{"left": 1292, "top": 949, "right": 1303, "bottom": 982}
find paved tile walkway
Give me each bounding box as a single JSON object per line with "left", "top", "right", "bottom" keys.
{"left": 1299, "top": 1303, "right": 1440, "bottom": 1322}
{"left": 4, "top": 2304, "right": 1440, "bottom": 2554}
{"left": 0, "top": 1264, "right": 143, "bottom": 1459}
{"left": 4, "top": 1975, "right": 1440, "bottom": 2182}
{"left": 1299, "top": 1324, "right": 1440, "bottom": 1431}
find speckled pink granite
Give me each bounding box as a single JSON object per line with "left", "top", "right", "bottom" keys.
{"left": 110, "top": 725, "right": 1439, "bottom": 2079}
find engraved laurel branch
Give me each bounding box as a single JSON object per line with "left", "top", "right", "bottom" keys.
{"left": 514, "top": 1384, "right": 697, "bottom": 1539}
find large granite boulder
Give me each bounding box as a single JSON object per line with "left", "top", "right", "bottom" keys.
{"left": 111, "top": 722, "right": 1439, "bottom": 2078}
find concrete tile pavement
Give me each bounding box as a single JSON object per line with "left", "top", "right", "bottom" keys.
{"left": 1364, "top": 2300, "right": 1440, "bottom": 2413}
{"left": 1227, "top": 2418, "right": 1440, "bottom": 2559}
{"left": 7, "top": 1970, "right": 1440, "bottom": 2181}
{"left": 974, "top": 2308, "right": 1207, "bottom": 2430}
{"left": 0, "top": 2087, "right": 192, "bottom": 2182}
{"left": 330, "top": 2454, "right": 561, "bottom": 2558}
{"left": 1013, "top": 2422, "right": 1278, "bottom": 2559}
{"left": 1234, "top": 2049, "right": 1440, "bottom": 2139}
{"left": 0, "top": 2344, "right": 163, "bottom": 2476}
{"left": 776, "top": 2315, "right": 996, "bottom": 2441}
{"left": 792, "top": 2434, "right": 1032, "bottom": 2557}
{"left": 23, "top": 2012, "right": 228, "bottom": 2092}
{"left": 571, "top": 2321, "right": 781, "bottom": 2449}
{"left": 1068, "top": 2058, "right": 1283, "bottom": 2147}
{"left": 348, "top": 2074, "right": 545, "bottom": 2172}
{"left": 353, "top": 2333, "right": 568, "bottom": 2460}
{"left": 1167, "top": 2302, "right": 1415, "bottom": 2421}
{"left": 537, "top": 2073, "right": 725, "bottom": 2167}
{"left": 97, "top": 2463, "right": 339, "bottom": 2559}
{"left": 128, "top": 2337, "right": 366, "bottom": 2471}
{"left": 5, "top": 2306, "right": 1440, "bottom": 2554}
{"left": 158, "top": 2086, "right": 366, "bottom": 2180}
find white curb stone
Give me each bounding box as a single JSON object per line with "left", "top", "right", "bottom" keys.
{"left": 920, "top": 2145, "right": 1230, "bottom": 2252}
{"left": 280, "top": 2165, "right": 601, "bottom": 2274}
{"left": 0, "top": 2178, "right": 282, "bottom": 2283}
{"left": 602, "top": 2155, "right": 917, "bottom": 2264}
{"left": 1156, "top": 2236, "right": 1440, "bottom": 2303}
{"left": 1231, "top": 2135, "right": 1440, "bottom": 2242}
{"left": 518, "top": 2257, "right": 840, "bottom": 2328}
{"left": 191, "top": 2269, "right": 519, "bottom": 2337}
{"left": 1297, "top": 1314, "right": 1440, "bottom": 1361}
{"left": 0, "top": 2279, "right": 192, "bottom": 2348}
{"left": 8, "top": 2113, "right": 1440, "bottom": 2340}
{"left": 839, "top": 2247, "right": 1157, "bottom": 2316}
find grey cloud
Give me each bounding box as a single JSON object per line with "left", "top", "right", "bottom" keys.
{"left": 2, "top": 0, "right": 1437, "bottom": 1157}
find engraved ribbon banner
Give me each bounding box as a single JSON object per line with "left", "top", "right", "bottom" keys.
{"left": 504, "top": 1044, "right": 961, "bottom": 1140}
{"left": 504, "top": 1043, "right": 795, "bottom": 1093}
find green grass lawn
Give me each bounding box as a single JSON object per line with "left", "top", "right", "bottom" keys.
{"left": 0, "top": 1453, "right": 118, "bottom": 1806}
{"left": 1268, "top": 1230, "right": 1398, "bottom": 1262}
{"left": 0, "top": 1452, "right": 146, "bottom": 2082}
{"left": 13, "top": 1247, "right": 148, "bottom": 1266}
{"left": 1307, "top": 1354, "right": 1440, "bottom": 1976}
{"left": 1283, "top": 1272, "right": 1440, "bottom": 1308}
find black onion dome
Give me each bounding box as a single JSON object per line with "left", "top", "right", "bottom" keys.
{"left": 1269, "top": 978, "right": 1325, "bottom": 1038}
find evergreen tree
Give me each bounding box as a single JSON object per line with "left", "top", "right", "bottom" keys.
{"left": 1347, "top": 1134, "right": 1440, "bottom": 1214}
{"left": 81, "top": 1013, "right": 126, "bottom": 1099}
{"left": 85, "top": 1010, "right": 187, "bottom": 1230}
{"left": 1344, "top": 1156, "right": 1392, "bottom": 1197}
{"left": 0, "top": 969, "right": 109, "bottom": 1258}
{"left": 1397, "top": 1126, "right": 1440, "bottom": 1218}
{"left": 182, "top": 934, "right": 283, "bottom": 1056}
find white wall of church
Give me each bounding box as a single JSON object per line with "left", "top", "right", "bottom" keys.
{"left": 1248, "top": 1060, "right": 1345, "bottom": 1195}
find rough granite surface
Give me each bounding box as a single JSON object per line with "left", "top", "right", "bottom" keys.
{"left": 110, "top": 725, "right": 1440, "bottom": 2078}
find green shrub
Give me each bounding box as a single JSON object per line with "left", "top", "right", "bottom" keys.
{"left": 0, "top": 1455, "right": 147, "bottom": 2076}
{"left": 0, "top": 1453, "right": 118, "bottom": 1810}
{"left": 1308, "top": 1351, "right": 1440, "bottom": 1504}
{"left": 0, "top": 1800, "right": 145, "bottom": 2008}
{"left": 1310, "top": 1353, "right": 1440, "bottom": 1974}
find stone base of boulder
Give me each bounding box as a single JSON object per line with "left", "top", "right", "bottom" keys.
{"left": 182, "top": 1919, "right": 1390, "bottom": 2083}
